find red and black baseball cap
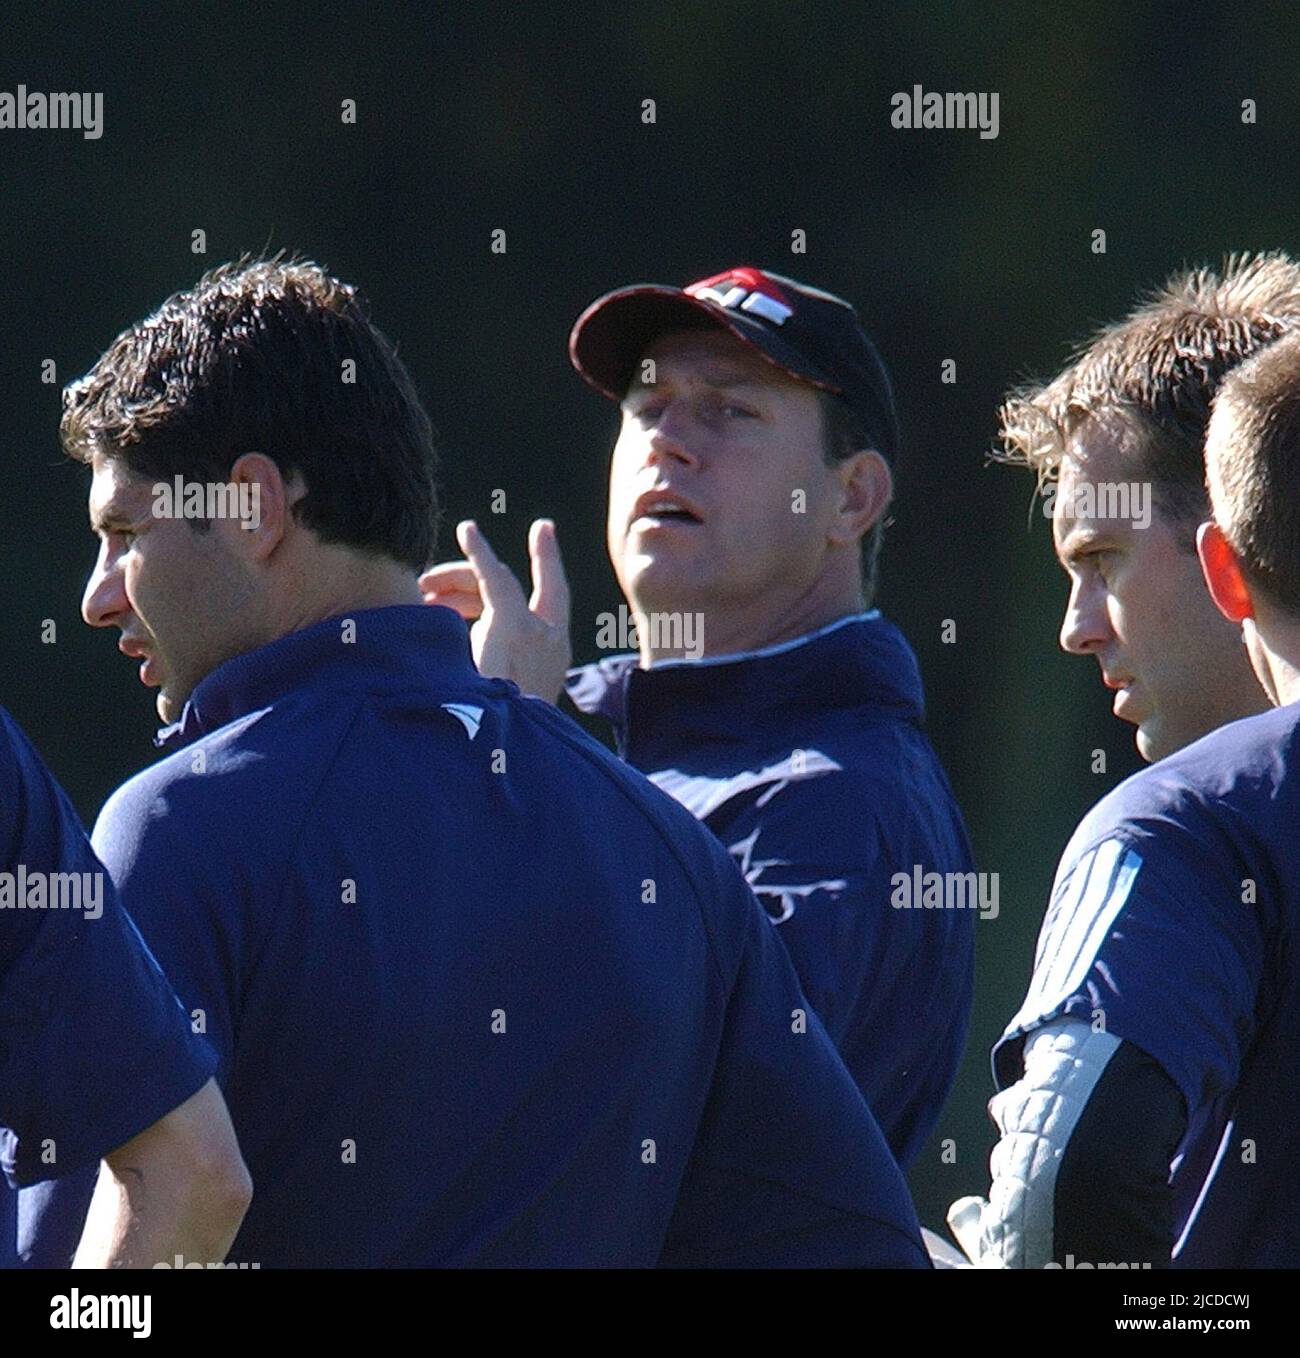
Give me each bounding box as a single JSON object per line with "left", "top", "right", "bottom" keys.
{"left": 569, "top": 265, "right": 900, "bottom": 462}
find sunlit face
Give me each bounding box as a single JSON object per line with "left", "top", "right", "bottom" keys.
{"left": 82, "top": 457, "right": 260, "bottom": 723}
{"left": 1053, "top": 413, "right": 1267, "bottom": 760}
{"left": 607, "top": 328, "right": 845, "bottom": 625}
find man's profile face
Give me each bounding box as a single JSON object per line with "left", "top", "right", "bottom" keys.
{"left": 1053, "top": 412, "right": 1267, "bottom": 761}
{"left": 607, "top": 327, "right": 844, "bottom": 627}
{"left": 82, "top": 456, "right": 259, "bottom": 723}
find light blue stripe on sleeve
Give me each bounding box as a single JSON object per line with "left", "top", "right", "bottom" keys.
{"left": 1010, "top": 840, "right": 1143, "bottom": 1034}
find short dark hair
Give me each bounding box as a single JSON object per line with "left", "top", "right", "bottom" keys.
{"left": 61, "top": 256, "right": 439, "bottom": 571}
{"left": 1207, "top": 331, "right": 1300, "bottom": 617}
{"left": 996, "top": 252, "right": 1300, "bottom": 548}
{"left": 820, "top": 391, "right": 887, "bottom": 607}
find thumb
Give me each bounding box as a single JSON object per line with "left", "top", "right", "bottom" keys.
{"left": 946, "top": 1195, "right": 988, "bottom": 1265}
{"left": 527, "top": 519, "right": 571, "bottom": 628}
{"left": 921, "top": 1226, "right": 973, "bottom": 1269}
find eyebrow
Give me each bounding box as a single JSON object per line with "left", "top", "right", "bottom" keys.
{"left": 625, "top": 372, "right": 770, "bottom": 397}
{"left": 89, "top": 504, "right": 139, "bottom": 535}
{"left": 1056, "top": 528, "right": 1117, "bottom": 566}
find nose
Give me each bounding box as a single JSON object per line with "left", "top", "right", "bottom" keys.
{"left": 82, "top": 542, "right": 129, "bottom": 629}
{"left": 645, "top": 402, "right": 700, "bottom": 470}
{"left": 1059, "top": 574, "right": 1113, "bottom": 655}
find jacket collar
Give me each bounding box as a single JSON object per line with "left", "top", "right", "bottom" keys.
{"left": 566, "top": 611, "right": 926, "bottom": 755}
{"left": 155, "top": 605, "right": 481, "bottom": 752}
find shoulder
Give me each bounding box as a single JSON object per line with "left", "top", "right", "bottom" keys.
{"left": 99, "top": 712, "right": 259, "bottom": 826}
{"left": 1063, "top": 703, "right": 1300, "bottom": 876}
{"left": 0, "top": 706, "right": 92, "bottom": 868}
{"left": 737, "top": 736, "right": 969, "bottom": 872}
{"left": 0, "top": 706, "right": 66, "bottom": 816}
{"left": 509, "top": 696, "right": 762, "bottom": 978}
{"left": 740, "top": 759, "right": 888, "bottom": 847}
{"left": 518, "top": 694, "right": 749, "bottom": 874}
{"left": 95, "top": 698, "right": 360, "bottom": 867}
{"left": 0, "top": 704, "right": 27, "bottom": 776}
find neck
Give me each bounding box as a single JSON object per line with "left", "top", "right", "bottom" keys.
{"left": 272, "top": 550, "right": 423, "bottom": 640}
{"left": 634, "top": 574, "right": 866, "bottom": 667}
{"left": 1261, "top": 646, "right": 1300, "bottom": 707}
{"left": 1246, "top": 610, "right": 1300, "bottom": 707}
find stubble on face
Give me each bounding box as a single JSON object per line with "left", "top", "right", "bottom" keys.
{"left": 86, "top": 458, "right": 260, "bottom": 723}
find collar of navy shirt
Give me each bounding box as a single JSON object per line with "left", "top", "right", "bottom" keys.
{"left": 565, "top": 611, "right": 927, "bottom": 755}
{"left": 154, "top": 605, "right": 486, "bottom": 751}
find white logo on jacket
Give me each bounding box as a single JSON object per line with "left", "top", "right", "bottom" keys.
{"left": 650, "top": 750, "right": 846, "bottom": 924}
{"left": 728, "top": 826, "right": 847, "bottom": 925}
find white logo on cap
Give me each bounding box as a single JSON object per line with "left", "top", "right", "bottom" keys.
{"left": 693, "top": 284, "right": 793, "bottom": 326}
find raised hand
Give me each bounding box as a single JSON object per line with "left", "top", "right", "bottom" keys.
{"left": 419, "top": 518, "right": 572, "bottom": 705}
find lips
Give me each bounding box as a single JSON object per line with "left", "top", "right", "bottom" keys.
{"left": 119, "top": 636, "right": 159, "bottom": 687}
{"left": 1103, "top": 675, "right": 1143, "bottom": 723}
{"left": 630, "top": 488, "right": 702, "bottom": 529}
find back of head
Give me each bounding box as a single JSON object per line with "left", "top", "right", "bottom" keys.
{"left": 61, "top": 256, "right": 439, "bottom": 571}
{"left": 1207, "top": 330, "right": 1300, "bottom": 620}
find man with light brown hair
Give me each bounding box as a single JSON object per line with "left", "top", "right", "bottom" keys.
{"left": 950, "top": 329, "right": 1300, "bottom": 1270}
{"left": 944, "top": 254, "right": 1300, "bottom": 1270}
{"left": 995, "top": 253, "right": 1300, "bottom": 760}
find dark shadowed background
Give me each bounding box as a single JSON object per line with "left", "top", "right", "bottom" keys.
{"left": 4, "top": 1, "right": 1297, "bottom": 1233}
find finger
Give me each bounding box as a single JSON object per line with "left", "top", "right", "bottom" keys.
{"left": 527, "top": 519, "right": 571, "bottom": 628}
{"left": 420, "top": 589, "right": 485, "bottom": 621}
{"left": 457, "top": 520, "right": 528, "bottom": 617}
{"left": 945, "top": 1196, "right": 987, "bottom": 1265}
{"left": 921, "top": 1226, "right": 970, "bottom": 1270}
{"left": 417, "top": 562, "right": 480, "bottom": 595}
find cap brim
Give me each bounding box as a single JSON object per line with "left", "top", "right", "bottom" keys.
{"left": 568, "top": 284, "right": 844, "bottom": 403}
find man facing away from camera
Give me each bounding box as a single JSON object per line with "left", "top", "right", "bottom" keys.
{"left": 422, "top": 266, "right": 976, "bottom": 1170}
{"left": 25, "top": 257, "right": 928, "bottom": 1268}
{"left": 0, "top": 705, "right": 249, "bottom": 1269}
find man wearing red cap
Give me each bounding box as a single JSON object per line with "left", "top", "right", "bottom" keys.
{"left": 422, "top": 266, "right": 975, "bottom": 1169}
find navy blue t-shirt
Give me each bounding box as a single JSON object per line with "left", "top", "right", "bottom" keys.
{"left": 568, "top": 613, "right": 975, "bottom": 1168}
{"left": 995, "top": 700, "right": 1300, "bottom": 1268}
{"left": 0, "top": 708, "right": 216, "bottom": 1216}
{"left": 33, "top": 606, "right": 926, "bottom": 1268}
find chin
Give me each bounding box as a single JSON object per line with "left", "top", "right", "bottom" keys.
{"left": 1134, "top": 728, "right": 1160, "bottom": 763}
{"left": 1136, "top": 719, "right": 1187, "bottom": 764}
{"left": 621, "top": 559, "right": 697, "bottom": 612}
{"left": 155, "top": 674, "right": 184, "bottom": 725}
